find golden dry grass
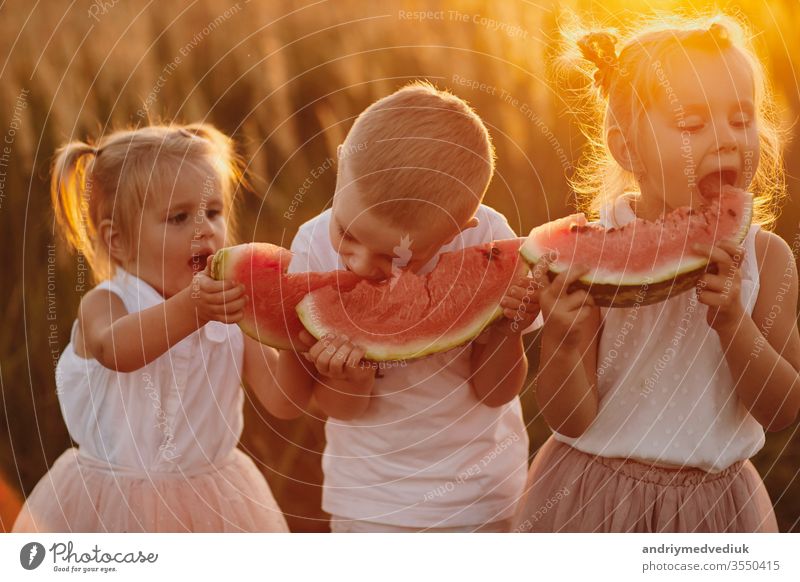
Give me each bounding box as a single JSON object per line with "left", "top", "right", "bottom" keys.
{"left": 0, "top": 0, "right": 798, "bottom": 532}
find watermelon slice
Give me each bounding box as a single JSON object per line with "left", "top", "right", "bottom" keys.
{"left": 210, "top": 243, "right": 361, "bottom": 349}
{"left": 520, "top": 186, "right": 753, "bottom": 307}
{"left": 296, "top": 238, "right": 528, "bottom": 361}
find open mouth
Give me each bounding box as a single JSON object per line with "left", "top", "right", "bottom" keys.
{"left": 698, "top": 169, "right": 738, "bottom": 199}
{"left": 189, "top": 251, "right": 214, "bottom": 273}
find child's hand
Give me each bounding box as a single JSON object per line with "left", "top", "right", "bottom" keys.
{"left": 693, "top": 240, "right": 746, "bottom": 333}
{"left": 538, "top": 261, "right": 595, "bottom": 349}
{"left": 186, "top": 261, "right": 247, "bottom": 325}
{"left": 300, "top": 331, "right": 375, "bottom": 387}
{"left": 496, "top": 274, "right": 540, "bottom": 335}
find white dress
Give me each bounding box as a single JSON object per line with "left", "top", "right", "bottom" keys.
{"left": 13, "top": 270, "right": 289, "bottom": 532}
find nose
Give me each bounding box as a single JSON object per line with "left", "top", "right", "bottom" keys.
{"left": 194, "top": 211, "right": 216, "bottom": 239}
{"left": 346, "top": 251, "right": 391, "bottom": 280}
{"left": 714, "top": 119, "right": 739, "bottom": 153}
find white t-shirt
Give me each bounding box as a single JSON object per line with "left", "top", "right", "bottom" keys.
{"left": 288, "top": 204, "right": 532, "bottom": 527}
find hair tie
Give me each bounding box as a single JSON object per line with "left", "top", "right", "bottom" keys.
{"left": 578, "top": 32, "right": 619, "bottom": 97}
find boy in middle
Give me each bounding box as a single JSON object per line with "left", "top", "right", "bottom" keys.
{"left": 270, "top": 82, "right": 540, "bottom": 532}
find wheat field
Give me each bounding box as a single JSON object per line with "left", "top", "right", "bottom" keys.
{"left": 0, "top": 0, "right": 798, "bottom": 532}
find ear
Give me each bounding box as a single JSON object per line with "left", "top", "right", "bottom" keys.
{"left": 461, "top": 216, "right": 480, "bottom": 231}
{"left": 98, "top": 219, "right": 129, "bottom": 264}
{"left": 607, "top": 126, "right": 644, "bottom": 175}
{"left": 439, "top": 216, "right": 480, "bottom": 247}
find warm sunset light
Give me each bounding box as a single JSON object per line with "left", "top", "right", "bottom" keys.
{"left": 0, "top": 1, "right": 798, "bottom": 572}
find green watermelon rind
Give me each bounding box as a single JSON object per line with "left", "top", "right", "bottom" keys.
{"left": 519, "top": 193, "right": 753, "bottom": 308}
{"left": 296, "top": 295, "right": 507, "bottom": 362}
{"left": 209, "top": 246, "right": 230, "bottom": 280}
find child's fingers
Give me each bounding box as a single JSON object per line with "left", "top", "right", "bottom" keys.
{"left": 552, "top": 265, "right": 590, "bottom": 297}
{"left": 204, "top": 284, "right": 245, "bottom": 305}
{"left": 559, "top": 288, "right": 594, "bottom": 310}
{"left": 329, "top": 342, "right": 354, "bottom": 377}
{"left": 296, "top": 330, "right": 318, "bottom": 351}
{"left": 220, "top": 295, "right": 248, "bottom": 313}
{"left": 307, "top": 337, "right": 330, "bottom": 362}
{"left": 315, "top": 335, "right": 348, "bottom": 376}
{"left": 501, "top": 295, "right": 538, "bottom": 320}
{"left": 692, "top": 243, "right": 739, "bottom": 267}
{"left": 716, "top": 239, "right": 744, "bottom": 257}
{"left": 697, "top": 273, "right": 739, "bottom": 297}
{"left": 219, "top": 309, "right": 244, "bottom": 324}
{"left": 506, "top": 283, "right": 536, "bottom": 301}
{"left": 696, "top": 291, "right": 741, "bottom": 310}
{"left": 196, "top": 272, "right": 226, "bottom": 292}
{"left": 346, "top": 347, "right": 366, "bottom": 370}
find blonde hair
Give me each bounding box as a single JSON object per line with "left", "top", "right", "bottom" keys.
{"left": 565, "top": 13, "right": 785, "bottom": 228}
{"left": 337, "top": 81, "right": 494, "bottom": 230}
{"left": 52, "top": 123, "right": 244, "bottom": 281}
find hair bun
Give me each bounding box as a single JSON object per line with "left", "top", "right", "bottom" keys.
{"left": 707, "top": 22, "right": 731, "bottom": 44}
{"left": 578, "top": 32, "right": 619, "bottom": 97}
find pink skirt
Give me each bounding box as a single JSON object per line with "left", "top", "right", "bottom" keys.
{"left": 513, "top": 436, "right": 778, "bottom": 533}
{"left": 12, "top": 447, "right": 289, "bottom": 533}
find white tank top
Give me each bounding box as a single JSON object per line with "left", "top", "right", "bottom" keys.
{"left": 55, "top": 269, "right": 246, "bottom": 474}
{"left": 555, "top": 195, "right": 765, "bottom": 473}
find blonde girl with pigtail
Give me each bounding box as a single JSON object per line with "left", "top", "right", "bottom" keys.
{"left": 13, "top": 124, "right": 289, "bottom": 532}
{"left": 515, "top": 14, "right": 799, "bottom": 532}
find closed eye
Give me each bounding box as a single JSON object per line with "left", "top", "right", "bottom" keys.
{"left": 731, "top": 114, "right": 752, "bottom": 129}
{"left": 338, "top": 225, "right": 355, "bottom": 242}
{"left": 680, "top": 114, "right": 705, "bottom": 133}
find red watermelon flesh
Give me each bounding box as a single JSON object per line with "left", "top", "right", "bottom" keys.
{"left": 296, "top": 238, "right": 529, "bottom": 361}
{"left": 520, "top": 186, "right": 752, "bottom": 307}
{"left": 210, "top": 243, "right": 360, "bottom": 349}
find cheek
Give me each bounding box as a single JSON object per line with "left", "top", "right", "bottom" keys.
{"left": 744, "top": 143, "right": 760, "bottom": 184}
{"left": 331, "top": 234, "right": 352, "bottom": 255}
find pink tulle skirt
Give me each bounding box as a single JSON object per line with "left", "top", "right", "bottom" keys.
{"left": 12, "top": 447, "right": 289, "bottom": 532}
{"left": 513, "top": 436, "right": 778, "bottom": 533}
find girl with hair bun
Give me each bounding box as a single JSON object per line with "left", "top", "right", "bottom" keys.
{"left": 514, "top": 14, "right": 798, "bottom": 532}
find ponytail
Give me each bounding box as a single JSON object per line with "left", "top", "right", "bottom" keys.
{"left": 51, "top": 141, "right": 98, "bottom": 260}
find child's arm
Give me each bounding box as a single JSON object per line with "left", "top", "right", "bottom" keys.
{"left": 534, "top": 265, "right": 600, "bottom": 438}
{"left": 470, "top": 275, "right": 538, "bottom": 406}
{"left": 254, "top": 349, "right": 315, "bottom": 420}
{"left": 695, "top": 235, "right": 800, "bottom": 431}
{"left": 241, "top": 336, "right": 298, "bottom": 418}
{"left": 266, "top": 331, "right": 375, "bottom": 421}
{"left": 77, "top": 268, "right": 245, "bottom": 373}
{"left": 300, "top": 332, "right": 376, "bottom": 420}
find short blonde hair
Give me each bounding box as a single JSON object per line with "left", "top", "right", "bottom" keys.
{"left": 566, "top": 13, "right": 785, "bottom": 228}
{"left": 337, "top": 82, "right": 494, "bottom": 230}
{"left": 52, "top": 123, "right": 244, "bottom": 281}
